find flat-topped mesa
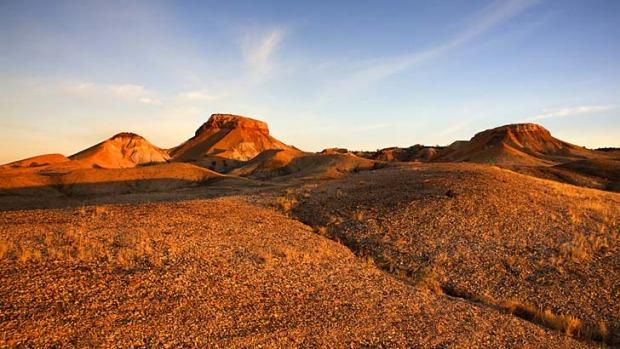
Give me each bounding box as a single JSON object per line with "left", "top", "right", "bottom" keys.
{"left": 433, "top": 122, "right": 596, "bottom": 165}
{"left": 170, "top": 113, "right": 296, "bottom": 163}
{"left": 476, "top": 123, "right": 551, "bottom": 138}
{"left": 194, "top": 114, "right": 270, "bottom": 137}
{"left": 470, "top": 123, "right": 560, "bottom": 149}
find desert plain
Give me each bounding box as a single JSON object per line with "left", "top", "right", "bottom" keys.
{"left": 0, "top": 114, "right": 619, "bottom": 348}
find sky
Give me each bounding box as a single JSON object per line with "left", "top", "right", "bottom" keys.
{"left": 1, "top": 0, "right": 619, "bottom": 163}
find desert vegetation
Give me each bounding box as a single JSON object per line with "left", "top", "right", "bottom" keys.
{"left": 0, "top": 206, "right": 176, "bottom": 270}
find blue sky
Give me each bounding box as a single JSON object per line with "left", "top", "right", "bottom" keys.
{"left": 1, "top": 0, "right": 619, "bottom": 163}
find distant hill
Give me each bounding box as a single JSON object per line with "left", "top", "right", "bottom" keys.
{"left": 356, "top": 145, "right": 442, "bottom": 162}
{"left": 70, "top": 132, "right": 170, "bottom": 169}
{"left": 1, "top": 118, "right": 617, "bottom": 193}
{"left": 0, "top": 154, "right": 70, "bottom": 169}
{"left": 433, "top": 123, "right": 597, "bottom": 165}
{"left": 170, "top": 114, "right": 297, "bottom": 167}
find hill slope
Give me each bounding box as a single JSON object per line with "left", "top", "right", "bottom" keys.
{"left": 0, "top": 162, "right": 223, "bottom": 197}
{"left": 292, "top": 163, "right": 620, "bottom": 344}
{"left": 170, "top": 114, "right": 297, "bottom": 163}
{"left": 0, "top": 197, "right": 587, "bottom": 347}
{"left": 433, "top": 123, "right": 597, "bottom": 165}
{"left": 70, "top": 133, "right": 170, "bottom": 168}
{"left": 0, "top": 154, "right": 70, "bottom": 169}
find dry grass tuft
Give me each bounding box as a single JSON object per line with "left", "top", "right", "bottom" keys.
{"left": 18, "top": 247, "right": 43, "bottom": 263}
{"left": 413, "top": 267, "right": 443, "bottom": 295}
{"left": 314, "top": 226, "right": 328, "bottom": 236}
{"left": 328, "top": 215, "right": 344, "bottom": 226}
{"left": 552, "top": 232, "right": 611, "bottom": 266}
{"left": 538, "top": 310, "right": 582, "bottom": 337}
{"left": 275, "top": 194, "right": 298, "bottom": 214}
{"left": 352, "top": 211, "right": 365, "bottom": 221}
{"left": 498, "top": 300, "right": 583, "bottom": 337}
{"left": 595, "top": 320, "right": 609, "bottom": 342}
{"left": 0, "top": 239, "right": 12, "bottom": 260}
{"left": 1, "top": 226, "right": 172, "bottom": 270}
{"left": 558, "top": 234, "right": 591, "bottom": 262}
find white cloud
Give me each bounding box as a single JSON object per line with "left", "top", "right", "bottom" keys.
{"left": 139, "top": 97, "right": 162, "bottom": 105}
{"left": 240, "top": 27, "right": 286, "bottom": 78}
{"left": 324, "top": 0, "right": 540, "bottom": 96}
{"left": 353, "top": 123, "right": 393, "bottom": 132}
{"left": 176, "top": 89, "right": 225, "bottom": 102}
{"left": 437, "top": 119, "right": 473, "bottom": 137}
{"left": 57, "top": 81, "right": 160, "bottom": 105}
{"left": 526, "top": 105, "right": 615, "bottom": 121}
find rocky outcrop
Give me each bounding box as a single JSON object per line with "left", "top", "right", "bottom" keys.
{"left": 194, "top": 114, "right": 270, "bottom": 136}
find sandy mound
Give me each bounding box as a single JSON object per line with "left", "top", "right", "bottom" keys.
{"left": 357, "top": 145, "right": 441, "bottom": 162}
{"left": 58, "top": 163, "right": 222, "bottom": 196}
{"left": 508, "top": 158, "right": 620, "bottom": 192}
{"left": 320, "top": 148, "right": 350, "bottom": 155}
{"left": 70, "top": 133, "right": 170, "bottom": 169}
{"left": 557, "top": 158, "right": 620, "bottom": 179}
{"left": 230, "top": 148, "right": 306, "bottom": 177}
{"left": 228, "top": 146, "right": 380, "bottom": 180}
{"left": 240, "top": 153, "right": 379, "bottom": 179}
{"left": 0, "top": 163, "right": 223, "bottom": 197}
{"left": 1, "top": 154, "right": 70, "bottom": 169}
{"left": 170, "top": 114, "right": 296, "bottom": 162}
{"left": 433, "top": 123, "right": 598, "bottom": 165}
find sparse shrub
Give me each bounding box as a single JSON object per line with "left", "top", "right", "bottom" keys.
{"left": 18, "top": 247, "right": 42, "bottom": 263}
{"left": 413, "top": 267, "right": 443, "bottom": 295}
{"left": 0, "top": 240, "right": 11, "bottom": 260}
{"left": 559, "top": 233, "right": 590, "bottom": 262}
{"left": 353, "top": 211, "right": 365, "bottom": 221}
{"left": 1, "top": 225, "right": 170, "bottom": 270}
{"left": 315, "top": 226, "right": 328, "bottom": 236}
{"left": 94, "top": 206, "right": 108, "bottom": 217}
{"left": 276, "top": 196, "right": 298, "bottom": 213}
{"left": 593, "top": 320, "right": 610, "bottom": 342}
{"left": 328, "top": 215, "right": 343, "bottom": 226}
{"left": 538, "top": 310, "right": 582, "bottom": 337}
{"left": 364, "top": 255, "right": 375, "bottom": 267}
{"left": 589, "top": 234, "right": 609, "bottom": 251}
{"left": 498, "top": 299, "right": 583, "bottom": 337}
{"left": 554, "top": 232, "right": 611, "bottom": 266}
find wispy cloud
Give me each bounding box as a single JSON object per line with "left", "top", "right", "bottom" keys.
{"left": 526, "top": 105, "right": 615, "bottom": 121}
{"left": 324, "top": 0, "right": 540, "bottom": 96}
{"left": 176, "top": 89, "right": 225, "bottom": 102}
{"left": 138, "top": 97, "right": 162, "bottom": 105}
{"left": 240, "top": 27, "right": 287, "bottom": 79}
{"left": 58, "top": 81, "right": 159, "bottom": 105}
{"left": 353, "top": 123, "right": 393, "bottom": 132}
{"left": 437, "top": 118, "right": 473, "bottom": 137}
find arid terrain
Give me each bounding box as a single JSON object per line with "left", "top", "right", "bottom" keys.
{"left": 1, "top": 114, "right": 618, "bottom": 347}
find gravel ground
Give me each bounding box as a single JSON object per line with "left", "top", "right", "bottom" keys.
{"left": 0, "top": 196, "right": 588, "bottom": 348}
{"left": 290, "top": 163, "right": 620, "bottom": 345}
